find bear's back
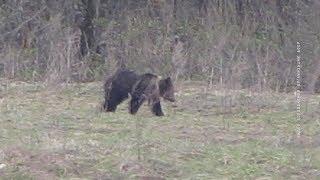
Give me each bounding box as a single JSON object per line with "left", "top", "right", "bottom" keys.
{"left": 111, "top": 69, "right": 140, "bottom": 93}
{"left": 131, "top": 73, "right": 159, "bottom": 96}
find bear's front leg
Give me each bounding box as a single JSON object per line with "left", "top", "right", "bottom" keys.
{"left": 129, "top": 95, "right": 146, "bottom": 115}
{"left": 151, "top": 101, "right": 164, "bottom": 116}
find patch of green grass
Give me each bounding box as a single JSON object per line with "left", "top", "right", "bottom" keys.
{"left": 0, "top": 82, "right": 319, "bottom": 179}
{"left": 1, "top": 172, "right": 35, "bottom": 180}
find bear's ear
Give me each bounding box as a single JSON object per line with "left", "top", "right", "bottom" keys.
{"left": 165, "top": 77, "right": 172, "bottom": 84}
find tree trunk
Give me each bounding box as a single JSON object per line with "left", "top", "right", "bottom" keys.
{"left": 79, "top": 0, "right": 96, "bottom": 56}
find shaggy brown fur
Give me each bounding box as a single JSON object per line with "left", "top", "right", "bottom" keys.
{"left": 103, "top": 69, "right": 175, "bottom": 116}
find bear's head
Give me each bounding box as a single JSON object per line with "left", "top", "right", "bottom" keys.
{"left": 159, "top": 77, "right": 175, "bottom": 102}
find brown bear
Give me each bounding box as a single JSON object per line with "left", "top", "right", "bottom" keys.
{"left": 103, "top": 69, "right": 175, "bottom": 116}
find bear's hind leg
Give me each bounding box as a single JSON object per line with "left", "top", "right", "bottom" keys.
{"left": 105, "top": 89, "right": 128, "bottom": 112}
